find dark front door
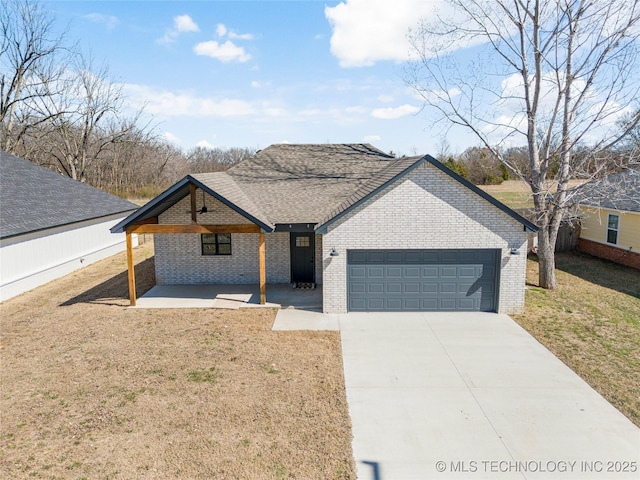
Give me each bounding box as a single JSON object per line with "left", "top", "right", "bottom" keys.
{"left": 290, "top": 233, "right": 315, "bottom": 283}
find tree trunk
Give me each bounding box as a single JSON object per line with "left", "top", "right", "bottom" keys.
{"left": 537, "top": 227, "right": 557, "bottom": 289}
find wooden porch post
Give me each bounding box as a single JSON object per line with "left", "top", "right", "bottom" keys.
{"left": 126, "top": 231, "right": 137, "bottom": 306}
{"left": 259, "top": 232, "right": 266, "bottom": 304}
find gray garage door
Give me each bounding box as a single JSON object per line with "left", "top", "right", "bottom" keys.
{"left": 347, "top": 249, "right": 500, "bottom": 312}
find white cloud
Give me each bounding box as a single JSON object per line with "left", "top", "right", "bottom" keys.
{"left": 325, "top": 0, "right": 436, "bottom": 67}
{"left": 194, "top": 40, "right": 251, "bottom": 62}
{"left": 229, "top": 31, "right": 254, "bottom": 40}
{"left": 123, "top": 84, "right": 255, "bottom": 117}
{"left": 216, "top": 23, "right": 254, "bottom": 40}
{"left": 251, "top": 80, "right": 271, "bottom": 88}
{"left": 84, "top": 13, "right": 119, "bottom": 31}
{"left": 163, "top": 131, "right": 181, "bottom": 145}
{"left": 158, "top": 14, "right": 199, "bottom": 44}
{"left": 196, "top": 140, "right": 215, "bottom": 148}
{"left": 363, "top": 135, "right": 381, "bottom": 143}
{"left": 175, "top": 14, "right": 199, "bottom": 33}
{"left": 371, "top": 104, "right": 420, "bottom": 119}
{"left": 377, "top": 94, "right": 394, "bottom": 103}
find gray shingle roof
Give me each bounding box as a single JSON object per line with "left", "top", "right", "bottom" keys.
{"left": 111, "top": 143, "right": 538, "bottom": 233}
{"left": 572, "top": 168, "right": 640, "bottom": 213}
{"left": 225, "top": 144, "right": 396, "bottom": 224}
{"left": 1, "top": 151, "right": 138, "bottom": 239}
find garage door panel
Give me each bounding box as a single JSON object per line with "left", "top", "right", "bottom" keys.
{"left": 387, "top": 283, "right": 402, "bottom": 294}
{"left": 368, "top": 251, "right": 385, "bottom": 262}
{"left": 422, "top": 298, "right": 439, "bottom": 309}
{"left": 386, "top": 251, "right": 404, "bottom": 263}
{"left": 458, "top": 266, "right": 477, "bottom": 278}
{"left": 458, "top": 251, "right": 478, "bottom": 262}
{"left": 439, "top": 298, "right": 457, "bottom": 310}
{"left": 403, "top": 282, "right": 421, "bottom": 294}
{"left": 423, "top": 266, "right": 439, "bottom": 278}
{"left": 386, "top": 267, "right": 402, "bottom": 277}
{"left": 422, "top": 283, "right": 438, "bottom": 294}
{"left": 386, "top": 298, "right": 402, "bottom": 309}
{"left": 440, "top": 266, "right": 458, "bottom": 278}
{"left": 369, "top": 298, "right": 384, "bottom": 310}
{"left": 368, "top": 266, "right": 384, "bottom": 278}
{"left": 404, "top": 266, "right": 421, "bottom": 277}
{"left": 350, "top": 266, "right": 366, "bottom": 278}
{"left": 458, "top": 298, "right": 477, "bottom": 310}
{"left": 440, "top": 282, "right": 457, "bottom": 294}
{"left": 350, "top": 298, "right": 367, "bottom": 310}
{"left": 347, "top": 249, "right": 499, "bottom": 312}
{"left": 403, "top": 298, "right": 421, "bottom": 310}
{"left": 404, "top": 251, "right": 423, "bottom": 263}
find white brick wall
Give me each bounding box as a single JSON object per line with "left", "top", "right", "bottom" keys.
{"left": 322, "top": 164, "right": 528, "bottom": 314}
{"left": 154, "top": 193, "right": 323, "bottom": 284}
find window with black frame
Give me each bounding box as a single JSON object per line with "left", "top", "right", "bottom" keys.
{"left": 201, "top": 233, "right": 232, "bottom": 255}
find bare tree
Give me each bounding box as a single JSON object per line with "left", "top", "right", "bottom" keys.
{"left": 186, "top": 146, "right": 256, "bottom": 173}
{"left": 38, "top": 56, "right": 140, "bottom": 182}
{"left": 406, "top": 0, "right": 640, "bottom": 288}
{"left": 0, "top": 0, "right": 72, "bottom": 152}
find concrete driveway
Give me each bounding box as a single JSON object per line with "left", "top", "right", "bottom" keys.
{"left": 340, "top": 312, "right": 640, "bottom": 480}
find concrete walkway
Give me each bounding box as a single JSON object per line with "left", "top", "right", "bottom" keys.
{"left": 340, "top": 312, "right": 640, "bottom": 480}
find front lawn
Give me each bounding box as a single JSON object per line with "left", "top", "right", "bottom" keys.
{"left": 513, "top": 252, "right": 640, "bottom": 426}
{"left": 0, "top": 241, "right": 355, "bottom": 479}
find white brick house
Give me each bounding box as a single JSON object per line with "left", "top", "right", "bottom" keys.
{"left": 112, "top": 144, "right": 537, "bottom": 313}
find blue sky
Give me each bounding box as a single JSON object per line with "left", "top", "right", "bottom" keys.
{"left": 43, "top": 0, "right": 468, "bottom": 157}
{"left": 41, "top": 0, "right": 637, "bottom": 157}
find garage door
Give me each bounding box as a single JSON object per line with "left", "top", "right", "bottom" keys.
{"left": 347, "top": 249, "right": 500, "bottom": 312}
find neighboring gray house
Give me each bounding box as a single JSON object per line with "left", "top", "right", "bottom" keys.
{"left": 112, "top": 144, "right": 537, "bottom": 314}
{"left": 0, "top": 151, "right": 138, "bottom": 301}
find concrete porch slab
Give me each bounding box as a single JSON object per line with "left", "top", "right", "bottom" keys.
{"left": 133, "top": 284, "right": 322, "bottom": 311}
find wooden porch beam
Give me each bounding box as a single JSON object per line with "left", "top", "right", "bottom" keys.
{"left": 130, "top": 216, "right": 158, "bottom": 227}
{"left": 259, "top": 232, "right": 266, "bottom": 305}
{"left": 126, "top": 231, "right": 137, "bottom": 306}
{"left": 190, "top": 183, "right": 197, "bottom": 224}
{"left": 127, "top": 224, "right": 261, "bottom": 235}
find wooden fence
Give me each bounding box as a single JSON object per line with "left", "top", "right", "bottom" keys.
{"left": 517, "top": 209, "right": 581, "bottom": 253}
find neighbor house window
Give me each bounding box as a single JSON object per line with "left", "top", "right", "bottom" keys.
{"left": 606, "top": 214, "right": 619, "bottom": 245}
{"left": 201, "top": 233, "right": 232, "bottom": 255}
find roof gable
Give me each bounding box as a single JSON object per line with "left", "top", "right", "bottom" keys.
{"left": 424, "top": 156, "right": 539, "bottom": 232}
{"left": 1, "top": 151, "right": 138, "bottom": 239}
{"left": 110, "top": 174, "right": 275, "bottom": 233}
{"left": 317, "top": 154, "right": 539, "bottom": 233}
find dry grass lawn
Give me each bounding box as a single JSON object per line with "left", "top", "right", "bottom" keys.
{"left": 513, "top": 252, "right": 640, "bottom": 426}
{"left": 0, "top": 241, "right": 355, "bottom": 479}
{"left": 478, "top": 179, "right": 586, "bottom": 209}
